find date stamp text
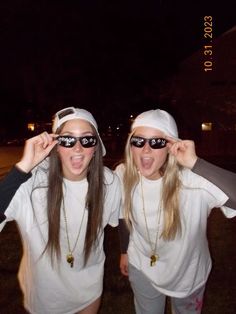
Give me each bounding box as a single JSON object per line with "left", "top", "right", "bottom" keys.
{"left": 203, "top": 16, "right": 213, "bottom": 72}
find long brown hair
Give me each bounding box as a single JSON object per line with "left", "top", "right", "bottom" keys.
{"left": 44, "top": 123, "right": 104, "bottom": 265}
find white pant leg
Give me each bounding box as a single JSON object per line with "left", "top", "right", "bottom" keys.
{"left": 128, "top": 263, "right": 166, "bottom": 314}
{"left": 171, "top": 285, "right": 205, "bottom": 314}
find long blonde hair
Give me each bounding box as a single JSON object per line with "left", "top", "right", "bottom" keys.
{"left": 123, "top": 131, "right": 182, "bottom": 241}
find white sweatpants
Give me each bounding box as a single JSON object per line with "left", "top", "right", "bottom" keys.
{"left": 129, "top": 263, "right": 205, "bottom": 314}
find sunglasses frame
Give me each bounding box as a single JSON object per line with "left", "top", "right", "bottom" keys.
{"left": 130, "top": 136, "right": 168, "bottom": 149}
{"left": 57, "top": 135, "right": 98, "bottom": 148}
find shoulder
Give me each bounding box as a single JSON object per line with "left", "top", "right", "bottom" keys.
{"left": 32, "top": 158, "right": 49, "bottom": 174}
{"left": 179, "top": 167, "right": 212, "bottom": 189}
{"left": 180, "top": 167, "right": 197, "bottom": 181}
{"left": 114, "top": 163, "right": 125, "bottom": 180}
{"left": 27, "top": 159, "right": 49, "bottom": 187}
{"left": 104, "top": 166, "right": 120, "bottom": 186}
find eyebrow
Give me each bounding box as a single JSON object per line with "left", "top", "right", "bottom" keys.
{"left": 133, "top": 135, "right": 164, "bottom": 138}
{"left": 60, "top": 131, "right": 94, "bottom": 136}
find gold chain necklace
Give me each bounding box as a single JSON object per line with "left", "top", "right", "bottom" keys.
{"left": 62, "top": 198, "right": 86, "bottom": 267}
{"left": 140, "top": 175, "right": 162, "bottom": 266}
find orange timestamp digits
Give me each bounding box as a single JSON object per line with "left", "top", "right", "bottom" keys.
{"left": 203, "top": 16, "right": 213, "bottom": 72}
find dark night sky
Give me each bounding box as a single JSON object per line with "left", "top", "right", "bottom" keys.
{"left": 0, "top": 0, "right": 235, "bottom": 135}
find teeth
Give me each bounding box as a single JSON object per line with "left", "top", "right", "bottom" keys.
{"left": 142, "top": 157, "right": 152, "bottom": 161}
{"left": 72, "top": 155, "right": 83, "bottom": 161}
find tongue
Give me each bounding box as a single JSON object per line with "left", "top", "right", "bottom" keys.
{"left": 71, "top": 157, "right": 83, "bottom": 169}
{"left": 141, "top": 158, "right": 153, "bottom": 169}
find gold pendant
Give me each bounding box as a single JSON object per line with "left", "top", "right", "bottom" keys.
{"left": 150, "top": 254, "right": 158, "bottom": 266}
{"left": 66, "top": 253, "right": 74, "bottom": 267}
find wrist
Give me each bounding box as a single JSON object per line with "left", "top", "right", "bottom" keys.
{"left": 16, "top": 161, "right": 32, "bottom": 173}
{"left": 189, "top": 156, "right": 198, "bottom": 169}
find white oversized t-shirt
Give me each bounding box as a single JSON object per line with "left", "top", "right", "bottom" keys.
{"left": 0, "top": 163, "right": 121, "bottom": 314}
{"left": 116, "top": 164, "right": 236, "bottom": 298}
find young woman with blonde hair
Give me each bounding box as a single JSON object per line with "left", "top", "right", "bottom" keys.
{"left": 116, "top": 108, "right": 236, "bottom": 314}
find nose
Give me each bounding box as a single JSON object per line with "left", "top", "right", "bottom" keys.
{"left": 142, "top": 141, "right": 151, "bottom": 153}
{"left": 73, "top": 140, "right": 83, "bottom": 151}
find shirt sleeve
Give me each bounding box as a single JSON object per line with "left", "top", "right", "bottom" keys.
{"left": 104, "top": 169, "right": 122, "bottom": 227}
{"left": 192, "top": 158, "right": 236, "bottom": 209}
{"left": 0, "top": 166, "right": 32, "bottom": 222}
{"left": 220, "top": 206, "right": 236, "bottom": 218}
{"left": 181, "top": 168, "right": 236, "bottom": 219}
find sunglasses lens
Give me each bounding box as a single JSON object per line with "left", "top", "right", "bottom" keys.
{"left": 80, "top": 136, "right": 97, "bottom": 148}
{"left": 57, "top": 136, "right": 98, "bottom": 148}
{"left": 130, "top": 136, "right": 145, "bottom": 148}
{"left": 57, "top": 136, "right": 76, "bottom": 147}
{"left": 149, "top": 138, "right": 167, "bottom": 149}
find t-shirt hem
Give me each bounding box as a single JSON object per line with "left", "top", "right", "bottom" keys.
{"left": 129, "top": 260, "right": 210, "bottom": 298}
{"left": 151, "top": 280, "right": 207, "bottom": 298}
{"left": 108, "top": 222, "right": 118, "bottom": 227}
{"left": 24, "top": 291, "right": 103, "bottom": 314}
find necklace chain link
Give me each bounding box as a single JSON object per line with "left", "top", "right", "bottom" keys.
{"left": 140, "top": 175, "right": 162, "bottom": 266}
{"left": 62, "top": 198, "right": 86, "bottom": 267}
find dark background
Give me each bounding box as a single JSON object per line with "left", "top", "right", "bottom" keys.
{"left": 0, "top": 0, "right": 235, "bottom": 139}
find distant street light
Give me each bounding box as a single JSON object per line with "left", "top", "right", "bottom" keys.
{"left": 27, "top": 123, "right": 35, "bottom": 132}
{"left": 201, "top": 122, "right": 212, "bottom": 131}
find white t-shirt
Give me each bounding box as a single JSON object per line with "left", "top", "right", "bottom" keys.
{"left": 0, "top": 162, "right": 121, "bottom": 314}
{"left": 115, "top": 164, "right": 236, "bottom": 298}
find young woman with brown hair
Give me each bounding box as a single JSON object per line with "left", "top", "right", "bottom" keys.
{"left": 0, "top": 107, "right": 121, "bottom": 314}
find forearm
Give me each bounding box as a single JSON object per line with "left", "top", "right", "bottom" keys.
{"left": 118, "top": 218, "right": 130, "bottom": 253}
{"left": 0, "top": 166, "right": 31, "bottom": 220}
{"left": 192, "top": 158, "right": 236, "bottom": 208}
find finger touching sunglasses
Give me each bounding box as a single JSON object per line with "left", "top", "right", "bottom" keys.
{"left": 166, "top": 137, "right": 198, "bottom": 169}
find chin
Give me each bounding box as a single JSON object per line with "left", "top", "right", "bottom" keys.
{"left": 140, "top": 168, "right": 152, "bottom": 177}
{"left": 140, "top": 168, "right": 161, "bottom": 180}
